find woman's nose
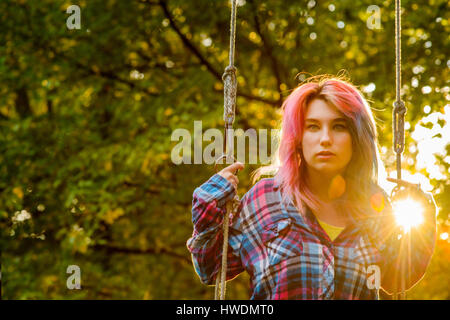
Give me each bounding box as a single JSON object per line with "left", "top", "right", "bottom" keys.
{"left": 320, "top": 128, "right": 332, "bottom": 145}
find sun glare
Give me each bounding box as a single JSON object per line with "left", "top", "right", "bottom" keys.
{"left": 392, "top": 198, "right": 424, "bottom": 232}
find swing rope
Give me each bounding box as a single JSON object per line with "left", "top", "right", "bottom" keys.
{"left": 393, "top": 0, "right": 406, "bottom": 180}
{"left": 214, "top": 0, "right": 239, "bottom": 300}
{"left": 392, "top": 0, "right": 408, "bottom": 300}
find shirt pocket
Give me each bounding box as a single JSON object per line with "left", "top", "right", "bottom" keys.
{"left": 260, "top": 218, "right": 304, "bottom": 266}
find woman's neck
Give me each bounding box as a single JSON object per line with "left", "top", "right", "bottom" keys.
{"left": 306, "top": 170, "right": 347, "bottom": 228}
{"left": 309, "top": 204, "right": 347, "bottom": 228}
{"left": 306, "top": 170, "right": 334, "bottom": 202}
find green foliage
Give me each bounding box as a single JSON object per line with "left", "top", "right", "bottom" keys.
{"left": 0, "top": 0, "right": 448, "bottom": 299}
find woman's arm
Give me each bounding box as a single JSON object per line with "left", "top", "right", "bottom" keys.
{"left": 374, "top": 189, "right": 437, "bottom": 294}
{"left": 187, "top": 173, "right": 246, "bottom": 285}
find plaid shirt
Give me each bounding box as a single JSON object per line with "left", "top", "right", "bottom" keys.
{"left": 187, "top": 174, "right": 436, "bottom": 300}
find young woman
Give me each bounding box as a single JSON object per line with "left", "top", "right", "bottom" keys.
{"left": 187, "top": 76, "right": 436, "bottom": 299}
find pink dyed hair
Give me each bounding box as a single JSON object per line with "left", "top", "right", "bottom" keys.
{"left": 252, "top": 75, "right": 384, "bottom": 219}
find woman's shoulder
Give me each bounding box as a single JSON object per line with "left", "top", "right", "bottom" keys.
{"left": 242, "top": 176, "right": 279, "bottom": 202}
{"left": 238, "top": 177, "right": 282, "bottom": 216}
{"left": 239, "top": 176, "right": 285, "bottom": 231}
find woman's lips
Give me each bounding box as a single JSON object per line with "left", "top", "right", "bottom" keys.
{"left": 316, "top": 152, "right": 335, "bottom": 159}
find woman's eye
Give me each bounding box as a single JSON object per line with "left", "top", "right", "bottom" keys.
{"left": 307, "top": 125, "right": 319, "bottom": 130}
{"left": 334, "top": 124, "right": 347, "bottom": 130}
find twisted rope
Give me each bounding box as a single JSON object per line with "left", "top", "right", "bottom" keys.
{"left": 214, "top": 0, "right": 239, "bottom": 300}
{"left": 392, "top": 0, "right": 407, "bottom": 301}
{"left": 393, "top": 0, "right": 406, "bottom": 181}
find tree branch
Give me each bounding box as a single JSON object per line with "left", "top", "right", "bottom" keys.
{"left": 47, "top": 46, "right": 161, "bottom": 98}
{"left": 156, "top": 0, "right": 280, "bottom": 107}
{"left": 10, "top": 23, "right": 161, "bottom": 98}
{"left": 158, "top": 0, "right": 222, "bottom": 80}
{"left": 248, "top": 0, "right": 284, "bottom": 105}
{"left": 15, "top": 87, "right": 33, "bottom": 118}
{"left": 138, "top": 0, "right": 159, "bottom": 5}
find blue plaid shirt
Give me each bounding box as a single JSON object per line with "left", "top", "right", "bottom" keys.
{"left": 187, "top": 174, "right": 436, "bottom": 299}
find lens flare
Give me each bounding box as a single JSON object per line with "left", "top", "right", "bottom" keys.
{"left": 392, "top": 198, "right": 424, "bottom": 232}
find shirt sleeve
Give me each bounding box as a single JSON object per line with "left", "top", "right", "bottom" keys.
{"left": 186, "top": 173, "right": 246, "bottom": 285}
{"left": 371, "top": 189, "right": 437, "bottom": 295}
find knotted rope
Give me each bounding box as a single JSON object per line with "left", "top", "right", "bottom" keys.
{"left": 214, "top": 0, "right": 240, "bottom": 300}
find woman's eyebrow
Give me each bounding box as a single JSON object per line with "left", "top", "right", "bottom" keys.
{"left": 305, "top": 117, "right": 347, "bottom": 123}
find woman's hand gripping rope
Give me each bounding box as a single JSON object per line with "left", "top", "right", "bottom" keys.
{"left": 218, "top": 161, "right": 244, "bottom": 215}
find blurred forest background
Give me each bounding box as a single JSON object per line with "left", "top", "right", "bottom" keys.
{"left": 1, "top": 0, "right": 449, "bottom": 299}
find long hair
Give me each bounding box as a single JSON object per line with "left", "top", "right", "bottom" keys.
{"left": 252, "top": 75, "right": 386, "bottom": 221}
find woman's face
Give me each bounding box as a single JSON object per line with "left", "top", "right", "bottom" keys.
{"left": 301, "top": 99, "right": 353, "bottom": 177}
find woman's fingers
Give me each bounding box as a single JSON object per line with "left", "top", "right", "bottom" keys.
{"left": 218, "top": 162, "right": 244, "bottom": 188}
{"left": 222, "top": 161, "right": 244, "bottom": 175}
{"left": 387, "top": 177, "right": 419, "bottom": 189}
